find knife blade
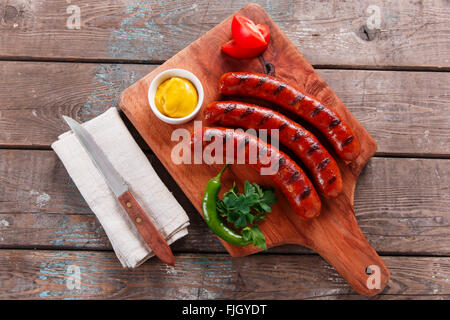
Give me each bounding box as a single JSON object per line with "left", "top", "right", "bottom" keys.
{"left": 63, "top": 115, "right": 175, "bottom": 266}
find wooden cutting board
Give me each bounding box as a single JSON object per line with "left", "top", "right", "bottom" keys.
{"left": 119, "top": 3, "right": 389, "bottom": 296}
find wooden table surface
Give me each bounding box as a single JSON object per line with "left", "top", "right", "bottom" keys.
{"left": 0, "top": 0, "right": 449, "bottom": 300}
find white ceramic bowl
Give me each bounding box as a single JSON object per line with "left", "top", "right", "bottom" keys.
{"left": 148, "top": 68, "right": 204, "bottom": 125}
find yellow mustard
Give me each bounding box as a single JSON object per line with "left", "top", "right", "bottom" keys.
{"left": 154, "top": 77, "right": 198, "bottom": 118}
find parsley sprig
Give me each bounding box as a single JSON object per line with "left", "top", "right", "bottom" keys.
{"left": 216, "top": 181, "right": 277, "bottom": 250}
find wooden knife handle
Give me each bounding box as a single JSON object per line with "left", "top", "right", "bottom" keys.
{"left": 118, "top": 191, "right": 175, "bottom": 266}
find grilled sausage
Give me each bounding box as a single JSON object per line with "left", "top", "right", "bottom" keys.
{"left": 218, "top": 72, "right": 360, "bottom": 162}
{"left": 191, "top": 127, "right": 322, "bottom": 219}
{"left": 204, "top": 101, "right": 343, "bottom": 198}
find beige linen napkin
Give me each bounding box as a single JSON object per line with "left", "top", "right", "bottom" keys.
{"left": 52, "top": 107, "right": 189, "bottom": 268}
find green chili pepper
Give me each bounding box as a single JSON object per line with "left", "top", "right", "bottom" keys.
{"left": 202, "top": 164, "right": 252, "bottom": 246}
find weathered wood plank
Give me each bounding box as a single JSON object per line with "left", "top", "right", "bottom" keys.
{"left": 0, "top": 250, "right": 448, "bottom": 299}
{"left": 0, "top": 213, "right": 110, "bottom": 249}
{"left": 1, "top": 0, "right": 449, "bottom": 69}
{"left": 0, "top": 62, "right": 155, "bottom": 149}
{"left": 320, "top": 69, "right": 450, "bottom": 157}
{"left": 1, "top": 150, "right": 449, "bottom": 255}
{"left": 1, "top": 62, "right": 449, "bottom": 156}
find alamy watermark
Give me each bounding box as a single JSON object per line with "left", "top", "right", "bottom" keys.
{"left": 366, "top": 264, "right": 381, "bottom": 290}
{"left": 66, "top": 0, "right": 81, "bottom": 30}
{"left": 66, "top": 265, "right": 81, "bottom": 290}
{"left": 170, "top": 121, "right": 280, "bottom": 175}
{"left": 366, "top": 5, "right": 381, "bottom": 30}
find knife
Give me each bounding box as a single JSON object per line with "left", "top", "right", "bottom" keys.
{"left": 63, "top": 116, "right": 175, "bottom": 266}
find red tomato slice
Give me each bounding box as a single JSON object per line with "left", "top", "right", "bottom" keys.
{"left": 221, "top": 39, "right": 268, "bottom": 59}
{"left": 257, "top": 24, "right": 270, "bottom": 44}
{"left": 221, "top": 22, "right": 270, "bottom": 59}
{"left": 231, "top": 14, "right": 268, "bottom": 48}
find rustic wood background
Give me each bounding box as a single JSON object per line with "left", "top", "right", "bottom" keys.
{"left": 0, "top": 0, "right": 449, "bottom": 299}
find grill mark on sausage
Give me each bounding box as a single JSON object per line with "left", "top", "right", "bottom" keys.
{"left": 311, "top": 104, "right": 325, "bottom": 117}
{"left": 278, "top": 122, "right": 288, "bottom": 131}
{"left": 327, "top": 176, "right": 337, "bottom": 185}
{"left": 329, "top": 118, "right": 341, "bottom": 129}
{"left": 299, "top": 186, "right": 312, "bottom": 200}
{"left": 255, "top": 76, "right": 268, "bottom": 88}
{"left": 287, "top": 171, "right": 299, "bottom": 184}
{"left": 224, "top": 104, "right": 236, "bottom": 113}
{"left": 307, "top": 143, "right": 320, "bottom": 155}
{"left": 342, "top": 136, "right": 354, "bottom": 146}
{"left": 278, "top": 157, "right": 286, "bottom": 169}
{"left": 258, "top": 113, "right": 273, "bottom": 126}
{"left": 241, "top": 107, "right": 255, "bottom": 119}
{"left": 289, "top": 93, "right": 305, "bottom": 106}
{"left": 243, "top": 136, "right": 250, "bottom": 146}
{"left": 292, "top": 130, "right": 304, "bottom": 141}
{"left": 317, "top": 158, "right": 331, "bottom": 171}
{"left": 238, "top": 74, "right": 250, "bottom": 84}
{"left": 273, "top": 84, "right": 286, "bottom": 95}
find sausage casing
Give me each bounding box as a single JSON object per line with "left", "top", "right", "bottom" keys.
{"left": 204, "top": 101, "right": 343, "bottom": 198}
{"left": 218, "top": 72, "right": 360, "bottom": 161}
{"left": 191, "top": 127, "right": 322, "bottom": 219}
